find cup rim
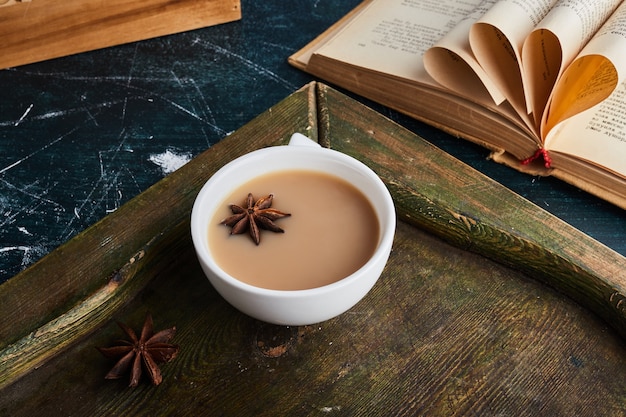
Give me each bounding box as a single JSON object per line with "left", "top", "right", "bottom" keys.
{"left": 190, "top": 142, "right": 396, "bottom": 296}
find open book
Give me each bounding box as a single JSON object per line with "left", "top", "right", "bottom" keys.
{"left": 289, "top": 0, "right": 626, "bottom": 209}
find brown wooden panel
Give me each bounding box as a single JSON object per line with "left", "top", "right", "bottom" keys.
{"left": 0, "top": 0, "right": 241, "bottom": 69}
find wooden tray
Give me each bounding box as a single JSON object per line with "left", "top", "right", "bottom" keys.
{"left": 1, "top": 83, "right": 624, "bottom": 415}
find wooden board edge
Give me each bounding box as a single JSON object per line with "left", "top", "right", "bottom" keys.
{"left": 0, "top": 0, "right": 241, "bottom": 70}
{"left": 316, "top": 82, "right": 626, "bottom": 340}
{"left": 0, "top": 83, "right": 318, "bottom": 389}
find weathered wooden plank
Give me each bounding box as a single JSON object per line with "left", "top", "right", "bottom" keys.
{"left": 0, "top": 83, "right": 317, "bottom": 389}
{"left": 1, "top": 223, "right": 624, "bottom": 415}
{"left": 0, "top": 0, "right": 241, "bottom": 70}
{"left": 316, "top": 83, "right": 626, "bottom": 340}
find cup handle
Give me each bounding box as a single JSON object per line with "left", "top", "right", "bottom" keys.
{"left": 288, "top": 132, "right": 321, "bottom": 148}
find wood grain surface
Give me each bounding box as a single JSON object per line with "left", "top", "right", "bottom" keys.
{"left": 0, "top": 0, "right": 241, "bottom": 69}
{"left": 0, "top": 83, "right": 624, "bottom": 415}
{"left": 316, "top": 84, "right": 626, "bottom": 340}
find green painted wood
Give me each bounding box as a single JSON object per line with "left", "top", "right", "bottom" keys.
{"left": 0, "top": 83, "right": 624, "bottom": 415}
{"left": 316, "top": 83, "right": 626, "bottom": 340}
{"left": 2, "top": 223, "right": 624, "bottom": 415}
{"left": 0, "top": 83, "right": 317, "bottom": 390}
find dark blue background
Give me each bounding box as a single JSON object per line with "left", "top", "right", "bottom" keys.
{"left": 0, "top": 0, "right": 623, "bottom": 284}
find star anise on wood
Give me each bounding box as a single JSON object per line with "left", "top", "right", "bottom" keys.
{"left": 97, "top": 314, "right": 179, "bottom": 387}
{"left": 221, "top": 193, "right": 291, "bottom": 245}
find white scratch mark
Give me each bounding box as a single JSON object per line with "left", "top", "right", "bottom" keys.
{"left": 0, "top": 126, "right": 79, "bottom": 174}
{"left": 106, "top": 189, "right": 123, "bottom": 214}
{"left": 61, "top": 130, "right": 128, "bottom": 239}
{"left": 119, "top": 45, "right": 138, "bottom": 123}
{"left": 0, "top": 79, "right": 224, "bottom": 133}
{"left": 121, "top": 97, "right": 128, "bottom": 125}
{"left": 190, "top": 78, "right": 218, "bottom": 130}
{"left": 0, "top": 100, "right": 124, "bottom": 127}
{"left": 3, "top": 68, "right": 188, "bottom": 84}
{"left": 127, "top": 44, "right": 138, "bottom": 88}
{"left": 0, "top": 177, "right": 64, "bottom": 211}
{"left": 17, "top": 226, "right": 32, "bottom": 235}
{"left": 0, "top": 246, "right": 31, "bottom": 254}
{"left": 168, "top": 70, "right": 225, "bottom": 136}
{"left": 170, "top": 70, "right": 185, "bottom": 89}
{"left": 157, "top": 94, "right": 227, "bottom": 136}
{"left": 15, "top": 103, "right": 34, "bottom": 126}
{"left": 149, "top": 149, "right": 192, "bottom": 175}
{"left": 0, "top": 244, "right": 48, "bottom": 269}
{"left": 82, "top": 105, "right": 99, "bottom": 127}
{"left": 196, "top": 39, "right": 297, "bottom": 90}
{"left": 168, "top": 100, "right": 204, "bottom": 122}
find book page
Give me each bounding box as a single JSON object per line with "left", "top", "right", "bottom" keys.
{"left": 423, "top": 0, "right": 506, "bottom": 107}
{"left": 469, "top": 0, "right": 557, "bottom": 122}
{"left": 546, "top": 80, "right": 626, "bottom": 178}
{"left": 523, "top": 0, "right": 621, "bottom": 125}
{"left": 313, "top": 0, "right": 481, "bottom": 87}
{"left": 542, "top": 2, "right": 626, "bottom": 138}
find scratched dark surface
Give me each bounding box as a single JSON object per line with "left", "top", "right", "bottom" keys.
{"left": 0, "top": 0, "right": 624, "bottom": 284}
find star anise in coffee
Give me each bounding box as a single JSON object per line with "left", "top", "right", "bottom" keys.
{"left": 97, "top": 314, "right": 179, "bottom": 387}
{"left": 221, "top": 193, "right": 291, "bottom": 245}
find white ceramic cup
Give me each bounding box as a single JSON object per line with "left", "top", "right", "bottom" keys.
{"left": 190, "top": 133, "right": 396, "bottom": 325}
